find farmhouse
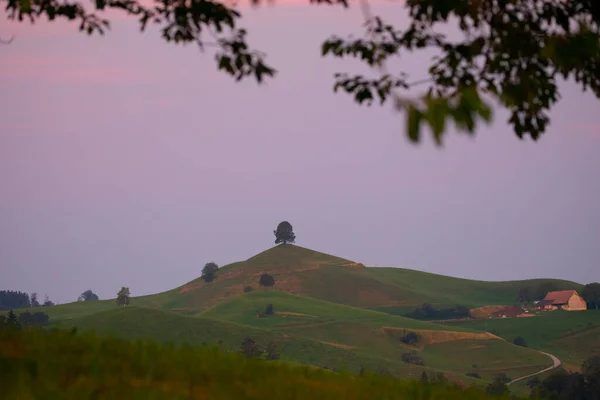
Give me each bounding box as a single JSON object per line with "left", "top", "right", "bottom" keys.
{"left": 536, "top": 290, "right": 587, "bottom": 311}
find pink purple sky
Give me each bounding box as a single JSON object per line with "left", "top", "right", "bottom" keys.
{"left": 1, "top": 3, "right": 599, "bottom": 304}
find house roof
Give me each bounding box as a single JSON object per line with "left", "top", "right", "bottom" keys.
{"left": 543, "top": 290, "right": 578, "bottom": 305}
{"left": 536, "top": 299, "right": 554, "bottom": 306}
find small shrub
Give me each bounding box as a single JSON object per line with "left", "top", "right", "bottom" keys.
{"left": 265, "top": 340, "right": 279, "bottom": 360}
{"left": 259, "top": 274, "right": 275, "bottom": 287}
{"left": 466, "top": 372, "right": 481, "bottom": 379}
{"left": 240, "top": 336, "right": 263, "bottom": 358}
{"left": 243, "top": 286, "right": 253, "bottom": 293}
{"left": 401, "top": 351, "right": 425, "bottom": 366}
{"left": 400, "top": 331, "right": 419, "bottom": 345}
{"left": 265, "top": 304, "right": 274, "bottom": 316}
{"left": 513, "top": 336, "right": 527, "bottom": 347}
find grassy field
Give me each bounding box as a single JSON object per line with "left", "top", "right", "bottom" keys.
{"left": 440, "top": 310, "right": 600, "bottom": 366}
{"left": 198, "top": 290, "right": 463, "bottom": 331}
{"left": 0, "top": 328, "right": 515, "bottom": 400}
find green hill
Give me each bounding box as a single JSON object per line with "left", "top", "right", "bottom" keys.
{"left": 3, "top": 243, "right": 584, "bottom": 389}
{"left": 165, "top": 244, "right": 582, "bottom": 314}
{"left": 1, "top": 328, "right": 508, "bottom": 400}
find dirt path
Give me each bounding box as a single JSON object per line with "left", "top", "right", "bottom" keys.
{"left": 507, "top": 351, "right": 561, "bottom": 386}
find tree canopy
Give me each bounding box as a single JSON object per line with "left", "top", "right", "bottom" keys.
{"left": 274, "top": 221, "right": 295, "bottom": 245}
{"left": 116, "top": 287, "right": 131, "bottom": 306}
{"left": 259, "top": 273, "right": 275, "bottom": 287}
{"left": 201, "top": 262, "right": 220, "bottom": 283}
{"left": 582, "top": 283, "right": 600, "bottom": 309}
{"left": 80, "top": 290, "right": 100, "bottom": 301}
{"left": 4, "top": 0, "right": 599, "bottom": 145}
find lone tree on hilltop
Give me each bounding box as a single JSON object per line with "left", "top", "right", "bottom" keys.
{"left": 582, "top": 283, "right": 600, "bottom": 309}
{"left": 274, "top": 221, "right": 295, "bottom": 245}
{"left": 259, "top": 274, "right": 275, "bottom": 287}
{"left": 116, "top": 287, "right": 131, "bottom": 306}
{"left": 201, "top": 262, "right": 219, "bottom": 283}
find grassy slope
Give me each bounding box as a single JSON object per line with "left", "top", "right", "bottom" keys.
{"left": 440, "top": 310, "right": 600, "bottom": 366}
{"left": 198, "top": 290, "right": 463, "bottom": 331}
{"left": 56, "top": 306, "right": 432, "bottom": 379}
{"left": 1, "top": 328, "right": 510, "bottom": 400}
{"left": 8, "top": 245, "right": 581, "bottom": 320}
{"left": 198, "top": 291, "right": 550, "bottom": 382}
{"left": 164, "top": 245, "right": 583, "bottom": 313}
{"left": 361, "top": 267, "right": 583, "bottom": 311}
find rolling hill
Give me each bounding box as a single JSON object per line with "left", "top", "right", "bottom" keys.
{"left": 159, "top": 244, "right": 583, "bottom": 314}
{"left": 3, "top": 243, "right": 589, "bottom": 390}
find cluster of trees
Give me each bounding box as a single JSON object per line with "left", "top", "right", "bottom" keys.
{"left": 0, "top": 309, "right": 50, "bottom": 330}
{"left": 516, "top": 282, "right": 562, "bottom": 304}
{"left": 582, "top": 283, "right": 600, "bottom": 309}
{"left": 401, "top": 351, "right": 424, "bottom": 366}
{"left": 528, "top": 356, "right": 600, "bottom": 399}
{"left": 240, "top": 336, "right": 279, "bottom": 360}
{"left": 517, "top": 282, "right": 600, "bottom": 308}
{"left": 0, "top": 290, "right": 54, "bottom": 310}
{"left": 405, "top": 303, "right": 469, "bottom": 321}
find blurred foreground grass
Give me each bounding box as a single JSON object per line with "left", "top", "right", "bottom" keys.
{"left": 0, "top": 328, "right": 509, "bottom": 400}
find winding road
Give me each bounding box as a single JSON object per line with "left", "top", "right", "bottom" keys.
{"left": 507, "top": 351, "right": 561, "bottom": 386}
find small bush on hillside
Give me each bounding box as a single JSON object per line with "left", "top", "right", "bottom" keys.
{"left": 513, "top": 336, "right": 527, "bottom": 347}
{"left": 266, "top": 340, "right": 279, "bottom": 360}
{"left": 240, "top": 336, "right": 263, "bottom": 358}
{"left": 486, "top": 373, "right": 511, "bottom": 397}
{"left": 466, "top": 372, "right": 481, "bottom": 379}
{"left": 17, "top": 311, "right": 49, "bottom": 327}
{"left": 400, "top": 331, "right": 419, "bottom": 345}
{"left": 401, "top": 351, "right": 424, "bottom": 366}
{"left": 265, "top": 304, "right": 274, "bottom": 316}
{"left": 244, "top": 286, "right": 253, "bottom": 293}
{"left": 259, "top": 274, "right": 276, "bottom": 287}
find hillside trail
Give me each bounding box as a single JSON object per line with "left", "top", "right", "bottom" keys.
{"left": 507, "top": 351, "right": 561, "bottom": 386}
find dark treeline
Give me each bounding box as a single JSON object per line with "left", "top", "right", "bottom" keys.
{"left": 528, "top": 356, "right": 600, "bottom": 400}
{"left": 0, "top": 290, "right": 55, "bottom": 310}
{"left": 0, "top": 290, "right": 31, "bottom": 310}
{"left": 405, "top": 303, "right": 470, "bottom": 321}
{"left": 0, "top": 309, "right": 50, "bottom": 330}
